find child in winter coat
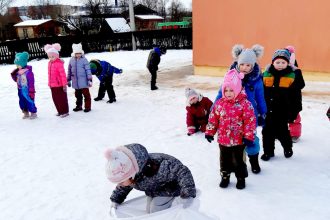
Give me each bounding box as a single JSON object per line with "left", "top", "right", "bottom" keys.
{"left": 285, "top": 46, "right": 305, "bottom": 143}
{"left": 205, "top": 69, "right": 256, "bottom": 190}
{"left": 89, "top": 59, "right": 122, "bottom": 103}
{"left": 44, "top": 43, "right": 69, "bottom": 118}
{"left": 214, "top": 44, "right": 266, "bottom": 174}
{"left": 67, "top": 43, "right": 93, "bottom": 112}
{"left": 105, "top": 143, "right": 196, "bottom": 214}
{"left": 261, "top": 49, "right": 302, "bottom": 161}
{"left": 146, "top": 46, "right": 167, "bottom": 90}
{"left": 185, "top": 88, "right": 213, "bottom": 136}
{"left": 11, "top": 52, "right": 37, "bottom": 119}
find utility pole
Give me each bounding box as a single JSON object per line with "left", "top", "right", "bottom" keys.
{"left": 128, "top": 0, "right": 136, "bottom": 51}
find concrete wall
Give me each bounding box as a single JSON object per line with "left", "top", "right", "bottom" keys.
{"left": 193, "top": 0, "right": 330, "bottom": 75}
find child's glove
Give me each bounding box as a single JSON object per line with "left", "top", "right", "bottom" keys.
{"left": 63, "top": 86, "right": 67, "bottom": 93}
{"left": 187, "top": 128, "right": 196, "bottom": 136}
{"left": 119, "top": 69, "right": 123, "bottom": 73}
{"left": 88, "top": 81, "right": 93, "bottom": 87}
{"left": 257, "top": 114, "right": 266, "bottom": 126}
{"left": 67, "top": 81, "right": 71, "bottom": 87}
{"left": 243, "top": 138, "right": 254, "bottom": 147}
{"left": 205, "top": 135, "right": 214, "bottom": 143}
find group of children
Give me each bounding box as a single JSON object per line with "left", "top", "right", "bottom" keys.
{"left": 185, "top": 44, "right": 304, "bottom": 190}
{"left": 11, "top": 43, "right": 122, "bottom": 119}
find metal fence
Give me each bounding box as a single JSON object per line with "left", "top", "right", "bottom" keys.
{"left": 0, "top": 28, "right": 192, "bottom": 64}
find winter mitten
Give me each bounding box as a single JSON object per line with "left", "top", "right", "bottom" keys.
{"left": 119, "top": 69, "right": 123, "bottom": 73}
{"left": 67, "top": 81, "right": 71, "bottom": 87}
{"left": 187, "top": 128, "right": 196, "bottom": 136}
{"left": 243, "top": 138, "right": 254, "bottom": 147}
{"left": 88, "top": 81, "right": 93, "bottom": 87}
{"left": 63, "top": 86, "right": 67, "bottom": 93}
{"left": 205, "top": 135, "right": 214, "bottom": 143}
{"left": 29, "top": 92, "right": 35, "bottom": 100}
{"left": 257, "top": 114, "right": 266, "bottom": 126}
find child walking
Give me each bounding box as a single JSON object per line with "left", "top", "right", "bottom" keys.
{"left": 89, "top": 59, "right": 122, "bottom": 103}
{"left": 185, "top": 88, "right": 213, "bottom": 136}
{"left": 67, "top": 43, "right": 93, "bottom": 112}
{"left": 11, "top": 52, "right": 37, "bottom": 119}
{"left": 261, "top": 49, "right": 302, "bottom": 161}
{"left": 104, "top": 143, "right": 196, "bottom": 214}
{"left": 214, "top": 44, "right": 266, "bottom": 174}
{"left": 285, "top": 46, "right": 305, "bottom": 143}
{"left": 205, "top": 69, "right": 256, "bottom": 189}
{"left": 44, "top": 43, "right": 69, "bottom": 118}
{"left": 146, "top": 46, "right": 167, "bottom": 90}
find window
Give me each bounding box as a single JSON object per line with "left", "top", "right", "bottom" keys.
{"left": 23, "top": 29, "right": 28, "bottom": 39}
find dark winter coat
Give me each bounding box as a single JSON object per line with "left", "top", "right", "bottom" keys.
{"left": 146, "top": 48, "right": 161, "bottom": 72}
{"left": 214, "top": 62, "right": 267, "bottom": 120}
{"left": 95, "top": 61, "right": 122, "bottom": 83}
{"left": 263, "top": 64, "right": 302, "bottom": 123}
{"left": 186, "top": 96, "right": 213, "bottom": 130}
{"left": 67, "top": 55, "right": 92, "bottom": 89}
{"left": 110, "top": 144, "right": 196, "bottom": 204}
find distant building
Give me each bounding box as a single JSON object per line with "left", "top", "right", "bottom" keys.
{"left": 101, "top": 17, "right": 131, "bottom": 34}
{"left": 14, "top": 19, "right": 67, "bottom": 39}
{"left": 134, "top": 15, "right": 163, "bottom": 31}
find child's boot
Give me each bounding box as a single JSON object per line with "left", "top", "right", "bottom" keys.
{"left": 22, "top": 111, "right": 29, "bottom": 119}
{"left": 30, "top": 113, "right": 37, "bottom": 119}
{"left": 236, "top": 178, "right": 246, "bottom": 190}
{"left": 284, "top": 148, "right": 293, "bottom": 158}
{"left": 107, "top": 98, "right": 116, "bottom": 103}
{"left": 73, "top": 106, "right": 83, "bottom": 112}
{"left": 248, "top": 153, "right": 261, "bottom": 174}
{"left": 219, "top": 172, "right": 230, "bottom": 188}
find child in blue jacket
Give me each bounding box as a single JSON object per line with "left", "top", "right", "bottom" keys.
{"left": 213, "top": 44, "right": 267, "bottom": 174}
{"left": 89, "top": 59, "right": 122, "bottom": 103}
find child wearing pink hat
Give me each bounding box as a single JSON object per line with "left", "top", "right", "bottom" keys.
{"left": 104, "top": 143, "right": 196, "bottom": 215}
{"left": 205, "top": 69, "right": 256, "bottom": 190}
{"left": 44, "top": 43, "right": 69, "bottom": 117}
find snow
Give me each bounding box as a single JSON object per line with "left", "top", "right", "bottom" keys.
{"left": 1, "top": 49, "right": 330, "bottom": 220}
{"left": 135, "top": 15, "right": 163, "bottom": 20}
{"left": 14, "top": 19, "right": 51, "bottom": 27}
{"left": 105, "top": 18, "right": 131, "bottom": 33}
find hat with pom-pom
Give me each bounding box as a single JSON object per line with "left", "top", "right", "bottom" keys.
{"left": 285, "top": 45, "right": 297, "bottom": 67}
{"left": 222, "top": 69, "right": 245, "bottom": 98}
{"left": 104, "top": 146, "right": 139, "bottom": 184}
{"left": 232, "top": 44, "right": 264, "bottom": 67}
{"left": 44, "top": 43, "right": 61, "bottom": 58}
{"left": 185, "top": 88, "right": 201, "bottom": 106}
{"left": 14, "top": 51, "right": 29, "bottom": 68}
{"left": 272, "top": 49, "right": 291, "bottom": 63}
{"left": 71, "top": 43, "right": 84, "bottom": 57}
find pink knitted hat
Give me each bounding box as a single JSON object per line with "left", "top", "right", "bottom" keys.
{"left": 104, "top": 146, "right": 139, "bottom": 184}
{"left": 44, "top": 43, "right": 61, "bottom": 58}
{"left": 222, "top": 69, "right": 244, "bottom": 98}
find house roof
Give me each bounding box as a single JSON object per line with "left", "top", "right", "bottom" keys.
{"left": 135, "top": 15, "right": 163, "bottom": 20}
{"left": 14, "top": 19, "right": 52, "bottom": 27}
{"left": 105, "top": 17, "right": 131, "bottom": 33}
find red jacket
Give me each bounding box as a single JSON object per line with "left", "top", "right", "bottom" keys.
{"left": 186, "top": 97, "right": 213, "bottom": 130}
{"left": 47, "top": 58, "right": 67, "bottom": 88}
{"left": 206, "top": 92, "right": 256, "bottom": 146}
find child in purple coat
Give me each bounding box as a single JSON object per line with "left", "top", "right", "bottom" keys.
{"left": 11, "top": 52, "right": 37, "bottom": 119}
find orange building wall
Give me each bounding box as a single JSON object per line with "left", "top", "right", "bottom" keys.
{"left": 193, "top": 0, "right": 330, "bottom": 73}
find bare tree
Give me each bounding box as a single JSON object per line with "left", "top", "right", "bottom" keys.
{"left": 136, "top": 0, "right": 158, "bottom": 10}
{"left": 168, "top": 0, "right": 185, "bottom": 21}
{"left": 32, "top": 0, "right": 61, "bottom": 19}
{"left": 0, "top": 0, "right": 14, "bottom": 15}
{"left": 157, "top": 0, "right": 168, "bottom": 18}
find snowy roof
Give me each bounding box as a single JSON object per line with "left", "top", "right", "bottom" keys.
{"left": 19, "top": 16, "right": 31, "bottom": 21}
{"left": 105, "top": 18, "right": 131, "bottom": 33}
{"left": 135, "top": 15, "right": 164, "bottom": 20}
{"left": 14, "top": 19, "right": 52, "bottom": 27}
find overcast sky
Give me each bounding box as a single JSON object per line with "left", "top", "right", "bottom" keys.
{"left": 10, "top": 0, "right": 192, "bottom": 9}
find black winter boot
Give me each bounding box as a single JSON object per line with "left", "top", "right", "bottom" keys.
{"left": 94, "top": 97, "right": 102, "bottom": 101}
{"left": 284, "top": 148, "right": 293, "bottom": 158}
{"left": 248, "top": 153, "right": 261, "bottom": 174}
{"left": 107, "top": 98, "right": 116, "bottom": 103}
{"left": 73, "top": 106, "right": 83, "bottom": 112}
{"left": 261, "top": 152, "right": 274, "bottom": 161}
{"left": 236, "top": 178, "right": 246, "bottom": 190}
{"left": 219, "top": 172, "right": 230, "bottom": 188}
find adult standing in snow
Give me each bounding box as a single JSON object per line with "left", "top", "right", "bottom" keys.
{"left": 213, "top": 44, "right": 266, "bottom": 174}
{"left": 146, "top": 46, "right": 167, "bottom": 90}
{"left": 261, "top": 49, "right": 302, "bottom": 160}
{"left": 105, "top": 143, "right": 196, "bottom": 214}
{"left": 10, "top": 52, "right": 38, "bottom": 119}
{"left": 285, "top": 46, "right": 305, "bottom": 143}
{"left": 67, "top": 43, "right": 93, "bottom": 113}
{"left": 185, "top": 88, "right": 213, "bottom": 136}
{"left": 90, "top": 59, "right": 122, "bottom": 103}
{"left": 205, "top": 69, "right": 256, "bottom": 190}
{"left": 44, "top": 43, "right": 69, "bottom": 118}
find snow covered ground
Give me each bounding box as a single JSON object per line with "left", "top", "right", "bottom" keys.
{"left": 0, "top": 49, "right": 329, "bottom": 220}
